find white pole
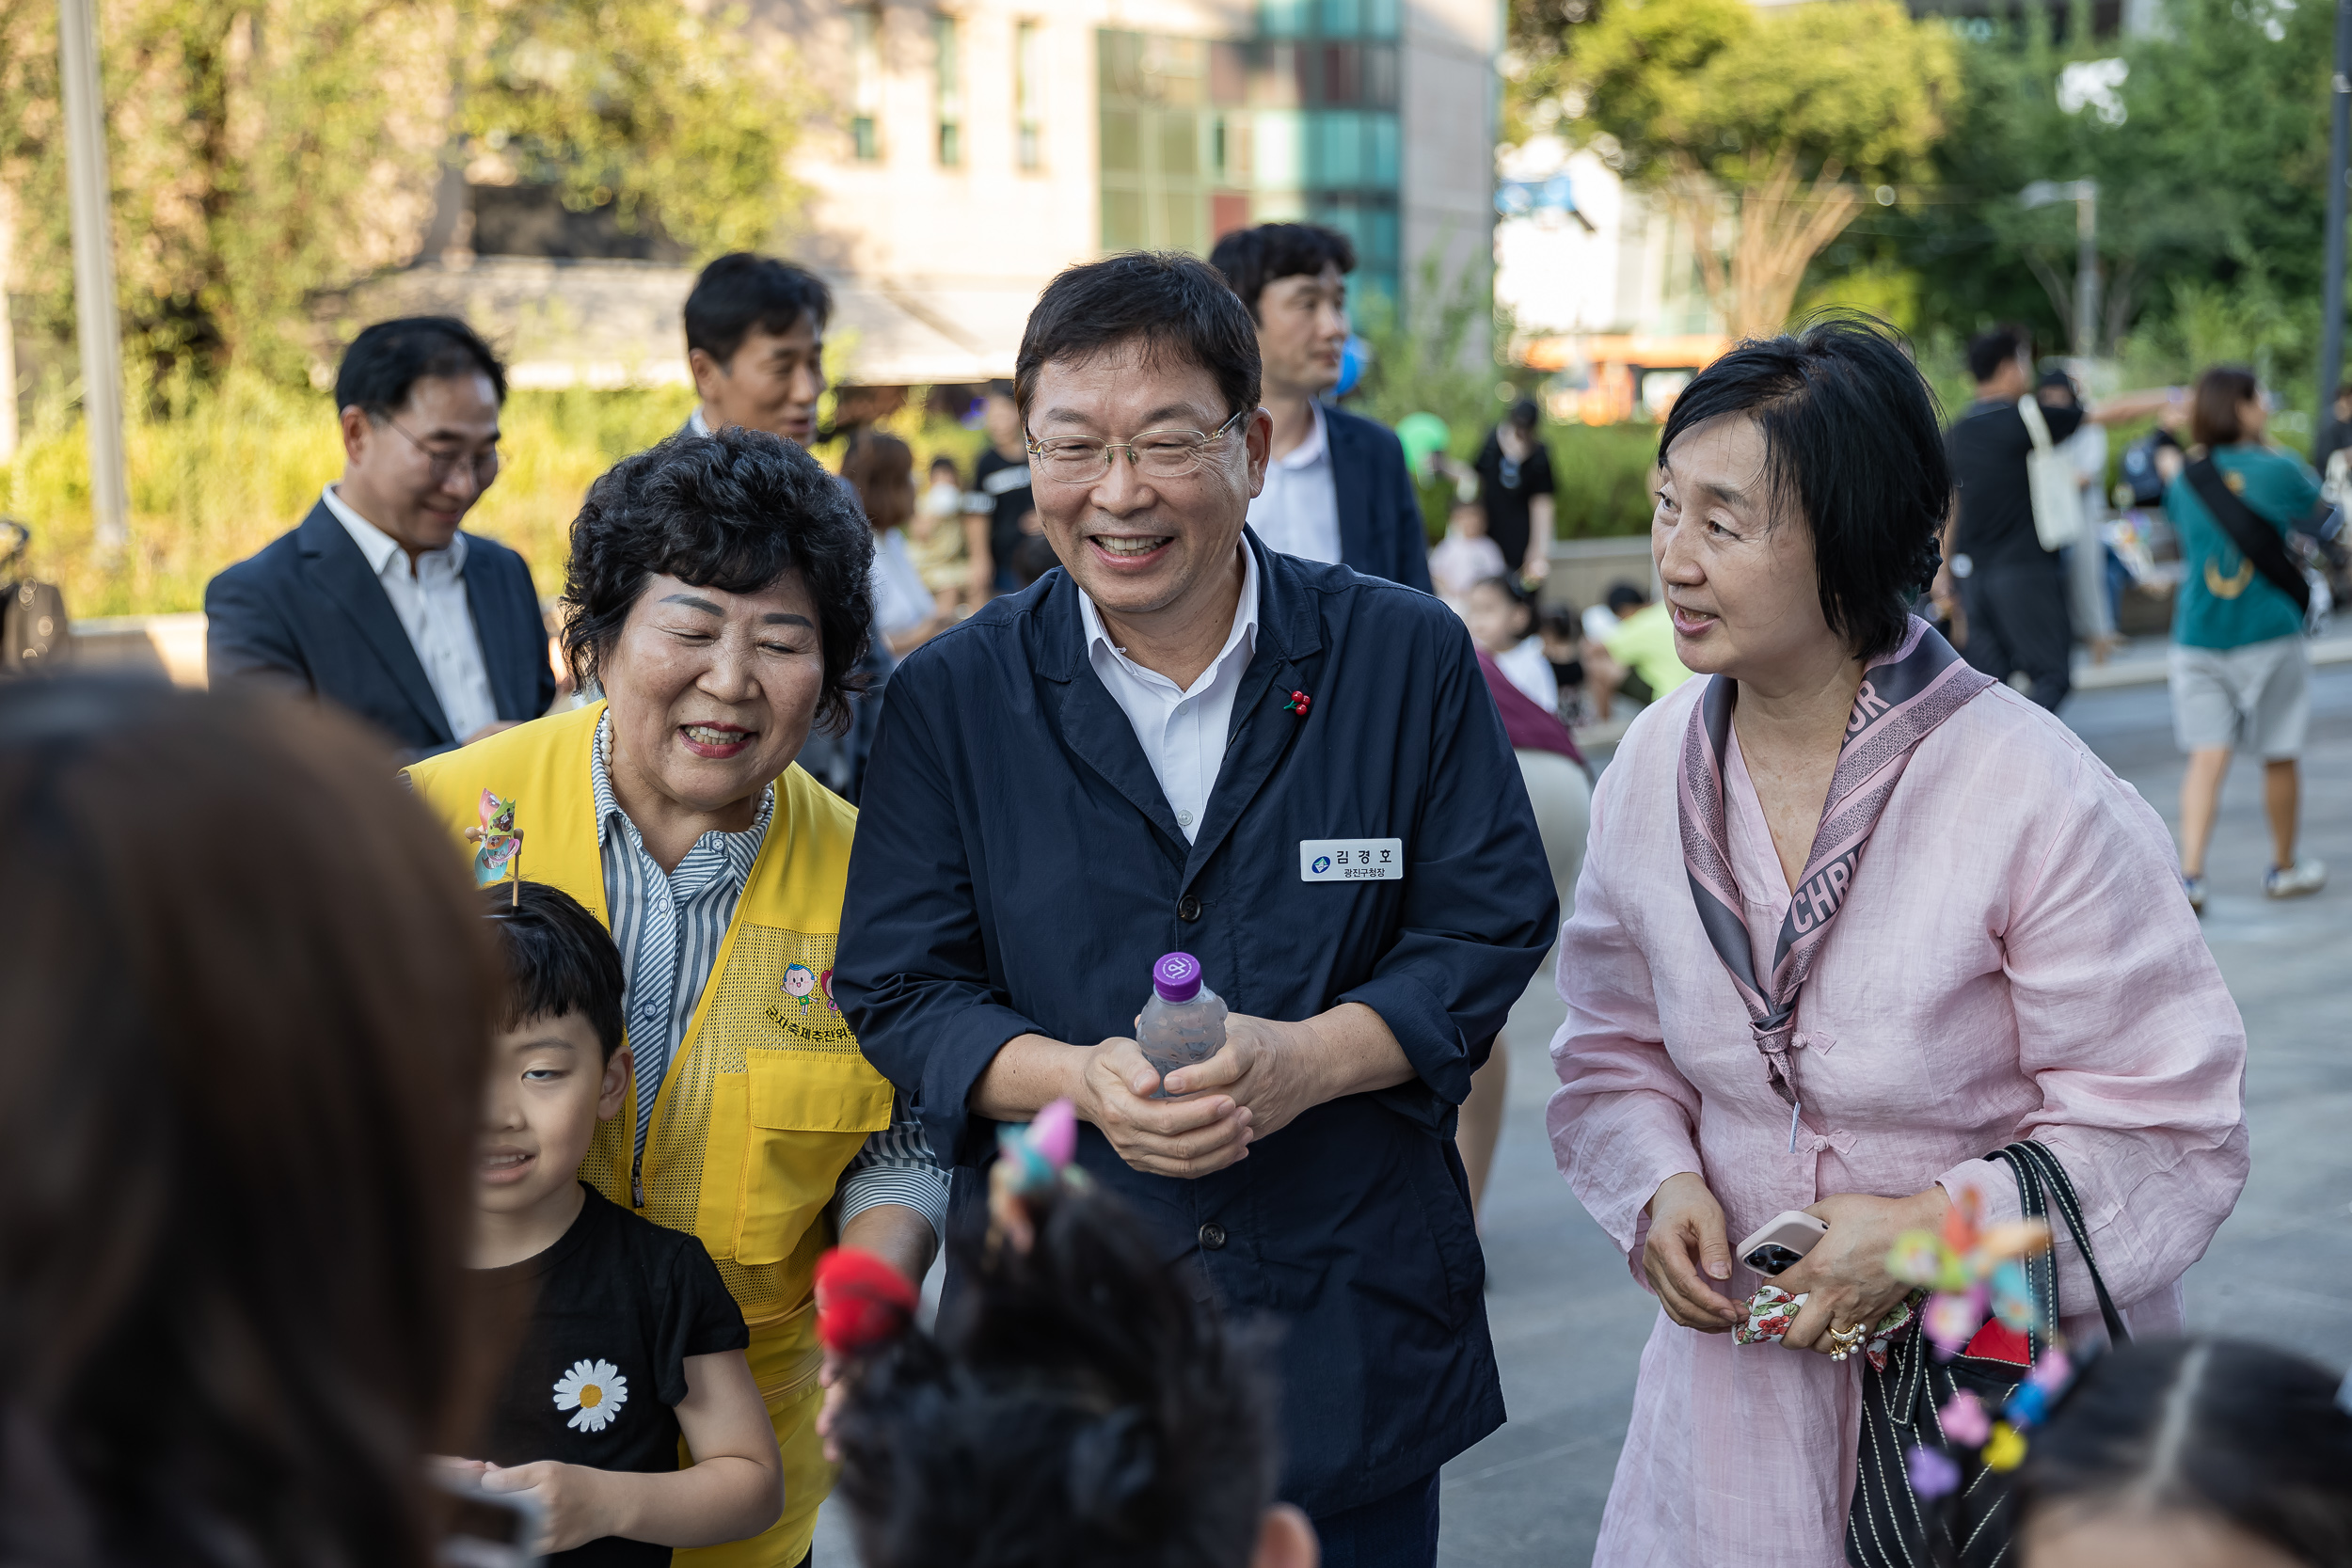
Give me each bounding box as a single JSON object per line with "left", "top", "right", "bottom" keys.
{"left": 59, "top": 0, "right": 128, "bottom": 551}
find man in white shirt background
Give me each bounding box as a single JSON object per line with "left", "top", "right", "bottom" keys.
{"left": 1209, "top": 223, "right": 1432, "bottom": 592}
{"left": 205, "top": 317, "right": 556, "bottom": 757}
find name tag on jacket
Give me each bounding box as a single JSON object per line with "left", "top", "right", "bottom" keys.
{"left": 1299, "top": 838, "right": 1404, "bottom": 881}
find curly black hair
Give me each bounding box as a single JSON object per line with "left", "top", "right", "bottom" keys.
{"left": 561, "top": 427, "right": 874, "bottom": 736}
{"left": 832, "top": 1184, "right": 1281, "bottom": 1568}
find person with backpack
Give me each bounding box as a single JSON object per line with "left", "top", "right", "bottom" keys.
{"left": 2166, "top": 366, "right": 2328, "bottom": 911}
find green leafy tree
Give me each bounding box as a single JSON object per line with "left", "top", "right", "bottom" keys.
{"left": 0, "top": 0, "right": 797, "bottom": 387}
{"left": 1511, "top": 0, "right": 1960, "bottom": 338}
{"left": 1824, "top": 0, "right": 2330, "bottom": 380}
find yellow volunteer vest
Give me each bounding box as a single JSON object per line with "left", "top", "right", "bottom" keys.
{"left": 408, "top": 703, "right": 892, "bottom": 1567}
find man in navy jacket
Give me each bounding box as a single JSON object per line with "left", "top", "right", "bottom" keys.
{"left": 205, "top": 317, "right": 553, "bottom": 760}
{"left": 1209, "top": 223, "right": 1432, "bottom": 592}
{"left": 835, "top": 253, "right": 1555, "bottom": 1566}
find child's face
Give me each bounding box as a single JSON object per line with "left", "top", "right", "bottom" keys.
{"left": 1464, "top": 581, "right": 1526, "bottom": 655}
{"left": 478, "top": 1010, "right": 630, "bottom": 1216}
{"left": 2022, "top": 1504, "right": 2303, "bottom": 1568}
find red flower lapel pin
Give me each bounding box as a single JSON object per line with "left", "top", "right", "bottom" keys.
{"left": 1283, "top": 689, "right": 1311, "bottom": 717}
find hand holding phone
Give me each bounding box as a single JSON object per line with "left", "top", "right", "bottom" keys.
{"left": 1735, "top": 1210, "right": 1830, "bottom": 1276}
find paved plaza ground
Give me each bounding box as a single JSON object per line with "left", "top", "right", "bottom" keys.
{"left": 1439, "top": 663, "right": 2352, "bottom": 1567}
{"left": 813, "top": 661, "right": 2352, "bottom": 1566}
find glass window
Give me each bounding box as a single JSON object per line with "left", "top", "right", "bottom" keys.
{"left": 1016, "top": 21, "right": 1043, "bottom": 169}
{"left": 1103, "top": 188, "right": 1146, "bottom": 250}
{"left": 850, "top": 7, "right": 882, "bottom": 162}
{"left": 1318, "top": 0, "right": 1359, "bottom": 37}
{"left": 1260, "top": 0, "right": 1309, "bottom": 38}
{"left": 933, "top": 13, "right": 962, "bottom": 166}
{"left": 1363, "top": 0, "right": 1398, "bottom": 38}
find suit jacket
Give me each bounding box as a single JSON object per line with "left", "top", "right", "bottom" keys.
{"left": 834, "top": 531, "right": 1556, "bottom": 1514}
{"left": 204, "top": 500, "right": 556, "bottom": 759}
{"left": 1324, "top": 404, "right": 1435, "bottom": 593}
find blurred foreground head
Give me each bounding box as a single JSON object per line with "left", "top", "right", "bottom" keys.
{"left": 0, "top": 677, "right": 496, "bottom": 1568}
{"left": 830, "top": 1180, "right": 1313, "bottom": 1568}
{"left": 2017, "top": 1337, "right": 2352, "bottom": 1568}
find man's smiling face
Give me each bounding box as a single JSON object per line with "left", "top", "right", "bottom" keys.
{"left": 1025, "top": 343, "right": 1270, "bottom": 623}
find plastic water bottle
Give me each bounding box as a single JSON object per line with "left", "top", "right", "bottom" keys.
{"left": 1136, "top": 951, "right": 1228, "bottom": 1097}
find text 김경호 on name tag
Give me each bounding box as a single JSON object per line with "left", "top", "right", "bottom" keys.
{"left": 1299, "top": 838, "right": 1404, "bottom": 881}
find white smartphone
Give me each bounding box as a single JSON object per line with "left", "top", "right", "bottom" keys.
{"left": 1736, "top": 1210, "right": 1830, "bottom": 1276}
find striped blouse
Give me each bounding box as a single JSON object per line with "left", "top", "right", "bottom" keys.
{"left": 593, "top": 716, "right": 948, "bottom": 1238}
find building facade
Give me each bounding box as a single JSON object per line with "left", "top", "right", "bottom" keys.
{"left": 377, "top": 0, "right": 1500, "bottom": 390}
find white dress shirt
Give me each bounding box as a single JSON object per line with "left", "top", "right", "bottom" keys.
{"left": 1079, "top": 546, "right": 1261, "bottom": 842}
{"left": 1247, "top": 402, "right": 1343, "bottom": 565}
{"left": 321, "top": 484, "right": 501, "bottom": 742}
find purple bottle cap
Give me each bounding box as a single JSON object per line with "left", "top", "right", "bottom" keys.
{"left": 1152, "top": 951, "right": 1203, "bottom": 1003}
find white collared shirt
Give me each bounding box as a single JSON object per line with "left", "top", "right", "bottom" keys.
{"left": 321, "top": 484, "right": 500, "bottom": 742}
{"left": 688, "top": 405, "right": 714, "bottom": 436}
{"left": 1247, "top": 402, "right": 1343, "bottom": 565}
{"left": 1079, "top": 546, "right": 1260, "bottom": 843}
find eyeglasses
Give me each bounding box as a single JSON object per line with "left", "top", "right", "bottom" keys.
{"left": 1025, "top": 408, "right": 1249, "bottom": 483}
{"left": 385, "top": 415, "right": 501, "bottom": 488}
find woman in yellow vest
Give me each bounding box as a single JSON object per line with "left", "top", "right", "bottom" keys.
{"left": 409, "top": 429, "right": 945, "bottom": 1568}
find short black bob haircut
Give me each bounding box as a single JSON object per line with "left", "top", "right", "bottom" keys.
{"left": 1015, "top": 252, "right": 1262, "bottom": 429}
{"left": 1656, "top": 315, "right": 1947, "bottom": 662}
{"left": 561, "top": 427, "right": 874, "bottom": 736}
{"left": 2016, "top": 1337, "right": 2352, "bottom": 1565}
{"left": 484, "top": 880, "right": 625, "bottom": 1061}
{"left": 334, "top": 315, "right": 506, "bottom": 420}
{"left": 832, "top": 1180, "right": 1280, "bottom": 1568}
{"left": 685, "top": 253, "right": 834, "bottom": 369}
{"left": 1206, "top": 222, "right": 1357, "bottom": 320}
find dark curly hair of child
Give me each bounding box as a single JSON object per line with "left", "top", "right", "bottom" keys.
{"left": 824, "top": 1138, "right": 1311, "bottom": 1568}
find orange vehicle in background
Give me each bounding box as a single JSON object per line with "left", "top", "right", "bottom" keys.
{"left": 1520, "top": 333, "right": 1729, "bottom": 425}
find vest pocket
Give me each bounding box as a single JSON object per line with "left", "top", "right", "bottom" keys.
{"left": 731, "top": 1049, "right": 896, "bottom": 1266}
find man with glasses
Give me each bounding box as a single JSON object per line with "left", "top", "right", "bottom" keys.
{"left": 836, "top": 253, "right": 1555, "bottom": 1568}
{"left": 206, "top": 316, "right": 555, "bottom": 758}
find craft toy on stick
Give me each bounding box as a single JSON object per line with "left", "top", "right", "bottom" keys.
{"left": 465, "top": 790, "right": 524, "bottom": 905}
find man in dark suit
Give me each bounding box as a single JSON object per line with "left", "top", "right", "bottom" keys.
{"left": 1208, "top": 223, "right": 1432, "bottom": 591}
{"left": 205, "top": 317, "right": 554, "bottom": 759}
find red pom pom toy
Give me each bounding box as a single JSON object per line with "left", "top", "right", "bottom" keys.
{"left": 814, "top": 1247, "right": 919, "bottom": 1357}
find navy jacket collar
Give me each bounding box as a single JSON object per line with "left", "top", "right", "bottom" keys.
{"left": 1324, "top": 409, "right": 1378, "bottom": 578}
{"left": 1029, "top": 531, "right": 1327, "bottom": 887}
{"left": 1031, "top": 528, "right": 1323, "bottom": 684}
{"left": 294, "top": 499, "right": 453, "bottom": 742}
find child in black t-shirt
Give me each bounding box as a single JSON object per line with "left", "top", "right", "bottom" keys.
{"left": 442, "top": 881, "right": 781, "bottom": 1566}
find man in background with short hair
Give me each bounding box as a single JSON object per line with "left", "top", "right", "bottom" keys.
{"left": 1208, "top": 223, "right": 1432, "bottom": 591}
{"left": 683, "top": 253, "right": 833, "bottom": 446}
{"left": 204, "top": 316, "right": 555, "bottom": 759}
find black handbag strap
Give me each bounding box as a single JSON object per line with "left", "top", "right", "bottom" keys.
{"left": 2185, "top": 455, "right": 2310, "bottom": 613}
{"left": 1990, "top": 1141, "right": 2131, "bottom": 1347}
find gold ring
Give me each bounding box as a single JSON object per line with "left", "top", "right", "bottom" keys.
{"left": 1827, "top": 1323, "right": 1868, "bottom": 1361}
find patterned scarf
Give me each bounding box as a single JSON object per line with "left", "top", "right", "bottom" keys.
{"left": 1678, "top": 616, "right": 1994, "bottom": 1122}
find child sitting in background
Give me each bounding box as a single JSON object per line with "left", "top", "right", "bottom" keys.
{"left": 1429, "top": 493, "right": 1508, "bottom": 610}
{"left": 2017, "top": 1337, "right": 2352, "bottom": 1568}
{"left": 820, "top": 1103, "right": 1317, "bottom": 1568}
{"left": 446, "top": 881, "right": 782, "bottom": 1565}
{"left": 910, "top": 454, "right": 984, "bottom": 617}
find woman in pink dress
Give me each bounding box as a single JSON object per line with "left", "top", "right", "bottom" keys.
{"left": 1547, "top": 321, "right": 2249, "bottom": 1568}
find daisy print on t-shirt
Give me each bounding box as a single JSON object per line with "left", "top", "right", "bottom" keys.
{"left": 553, "top": 1359, "right": 628, "bottom": 1433}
